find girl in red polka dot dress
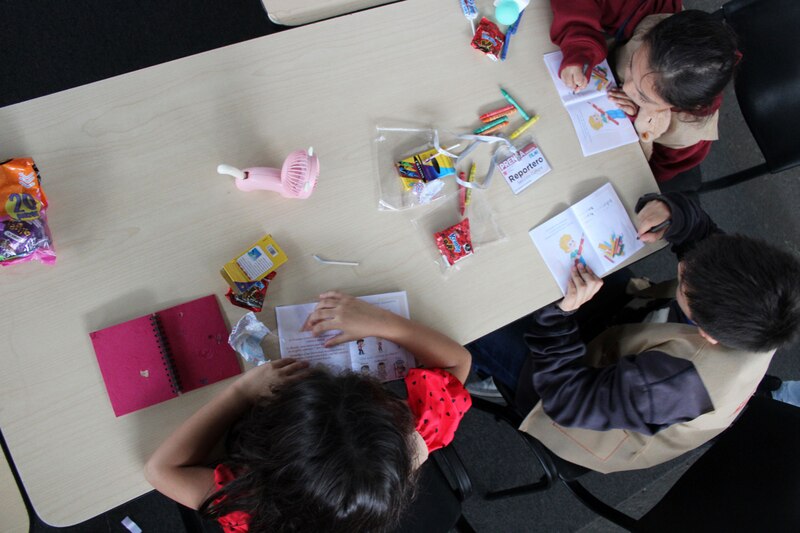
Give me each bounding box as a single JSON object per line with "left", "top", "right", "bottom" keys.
{"left": 145, "top": 291, "right": 472, "bottom": 532}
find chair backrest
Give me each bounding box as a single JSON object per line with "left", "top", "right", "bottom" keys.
{"left": 723, "top": 0, "right": 800, "bottom": 173}
{"left": 391, "top": 448, "right": 472, "bottom": 533}
{"left": 637, "top": 396, "right": 800, "bottom": 531}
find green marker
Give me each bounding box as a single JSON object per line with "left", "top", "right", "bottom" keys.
{"left": 500, "top": 87, "right": 530, "bottom": 121}
{"left": 474, "top": 116, "right": 508, "bottom": 134}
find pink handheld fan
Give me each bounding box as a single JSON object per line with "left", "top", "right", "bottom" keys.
{"left": 217, "top": 147, "right": 319, "bottom": 199}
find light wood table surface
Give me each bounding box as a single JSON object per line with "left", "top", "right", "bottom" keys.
{"left": 0, "top": 447, "right": 29, "bottom": 533}
{"left": 261, "top": 0, "right": 397, "bottom": 25}
{"left": 0, "top": 0, "right": 660, "bottom": 525}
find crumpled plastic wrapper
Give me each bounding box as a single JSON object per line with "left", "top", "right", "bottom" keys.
{"left": 228, "top": 312, "right": 271, "bottom": 365}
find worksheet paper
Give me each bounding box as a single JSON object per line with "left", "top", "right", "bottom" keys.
{"left": 275, "top": 291, "right": 415, "bottom": 382}
{"left": 544, "top": 51, "right": 639, "bottom": 156}
{"left": 529, "top": 183, "right": 644, "bottom": 294}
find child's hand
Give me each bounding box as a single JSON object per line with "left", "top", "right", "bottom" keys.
{"left": 302, "top": 291, "right": 398, "bottom": 347}
{"left": 558, "top": 263, "right": 603, "bottom": 312}
{"left": 636, "top": 200, "right": 672, "bottom": 242}
{"left": 561, "top": 65, "right": 588, "bottom": 92}
{"left": 608, "top": 88, "right": 639, "bottom": 116}
{"left": 233, "top": 358, "right": 310, "bottom": 403}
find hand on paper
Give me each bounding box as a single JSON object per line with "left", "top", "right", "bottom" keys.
{"left": 607, "top": 88, "right": 639, "bottom": 116}
{"left": 558, "top": 263, "right": 603, "bottom": 312}
{"left": 636, "top": 199, "right": 672, "bottom": 242}
{"left": 561, "top": 65, "right": 588, "bottom": 92}
{"left": 233, "top": 358, "right": 310, "bottom": 403}
{"left": 302, "top": 291, "right": 396, "bottom": 347}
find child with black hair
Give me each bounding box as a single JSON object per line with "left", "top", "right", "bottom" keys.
{"left": 145, "top": 291, "right": 472, "bottom": 532}
{"left": 468, "top": 192, "right": 800, "bottom": 473}
{"left": 551, "top": 2, "right": 739, "bottom": 183}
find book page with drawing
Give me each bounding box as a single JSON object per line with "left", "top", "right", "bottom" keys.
{"left": 544, "top": 51, "right": 639, "bottom": 156}
{"left": 275, "top": 291, "right": 415, "bottom": 382}
{"left": 529, "top": 183, "right": 644, "bottom": 295}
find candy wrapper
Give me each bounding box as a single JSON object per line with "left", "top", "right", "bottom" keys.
{"left": 0, "top": 158, "right": 56, "bottom": 266}
{"left": 225, "top": 271, "right": 277, "bottom": 312}
{"left": 471, "top": 18, "right": 505, "bottom": 61}
{"left": 411, "top": 186, "right": 505, "bottom": 276}
{"left": 434, "top": 219, "right": 474, "bottom": 265}
{"left": 228, "top": 312, "right": 272, "bottom": 365}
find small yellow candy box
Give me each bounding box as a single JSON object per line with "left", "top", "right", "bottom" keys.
{"left": 221, "top": 234, "right": 287, "bottom": 293}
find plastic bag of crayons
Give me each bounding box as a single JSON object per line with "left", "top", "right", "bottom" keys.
{"left": 410, "top": 188, "right": 505, "bottom": 276}
{"left": 372, "top": 126, "right": 461, "bottom": 211}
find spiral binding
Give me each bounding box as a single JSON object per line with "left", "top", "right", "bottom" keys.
{"left": 151, "top": 314, "right": 182, "bottom": 394}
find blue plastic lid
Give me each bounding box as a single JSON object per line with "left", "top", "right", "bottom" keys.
{"left": 495, "top": 1, "right": 520, "bottom": 25}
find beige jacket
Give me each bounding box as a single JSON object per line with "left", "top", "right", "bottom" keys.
{"left": 614, "top": 14, "right": 719, "bottom": 160}
{"left": 519, "top": 318, "right": 773, "bottom": 473}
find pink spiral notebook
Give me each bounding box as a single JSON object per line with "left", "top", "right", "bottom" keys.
{"left": 90, "top": 295, "right": 241, "bottom": 416}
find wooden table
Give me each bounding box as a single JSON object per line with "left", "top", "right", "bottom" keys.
{"left": 261, "top": 0, "right": 397, "bottom": 25}
{"left": 1, "top": 446, "right": 29, "bottom": 533}
{"left": 0, "top": 0, "right": 659, "bottom": 525}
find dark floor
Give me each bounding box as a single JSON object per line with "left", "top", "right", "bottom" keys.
{"left": 3, "top": 0, "right": 799, "bottom": 531}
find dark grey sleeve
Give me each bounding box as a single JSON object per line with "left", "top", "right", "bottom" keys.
{"left": 526, "top": 305, "right": 714, "bottom": 435}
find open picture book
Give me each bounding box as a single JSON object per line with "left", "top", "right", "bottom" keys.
{"left": 275, "top": 291, "right": 416, "bottom": 382}
{"left": 529, "top": 183, "right": 644, "bottom": 295}
{"left": 544, "top": 51, "right": 639, "bottom": 156}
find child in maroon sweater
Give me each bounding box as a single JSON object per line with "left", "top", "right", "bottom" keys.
{"left": 550, "top": 3, "right": 739, "bottom": 184}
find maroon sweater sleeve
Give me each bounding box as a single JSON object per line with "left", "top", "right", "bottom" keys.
{"left": 650, "top": 140, "right": 712, "bottom": 183}
{"left": 550, "top": 1, "right": 682, "bottom": 75}
{"left": 550, "top": 0, "right": 609, "bottom": 75}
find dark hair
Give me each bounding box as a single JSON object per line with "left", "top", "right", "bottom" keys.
{"left": 200, "top": 369, "right": 417, "bottom": 532}
{"left": 644, "top": 10, "right": 738, "bottom": 115}
{"left": 681, "top": 234, "right": 800, "bottom": 352}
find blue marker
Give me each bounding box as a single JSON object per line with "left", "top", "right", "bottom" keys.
{"left": 500, "top": 9, "right": 524, "bottom": 61}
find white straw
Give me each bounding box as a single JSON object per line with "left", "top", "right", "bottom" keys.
{"left": 313, "top": 254, "right": 360, "bottom": 266}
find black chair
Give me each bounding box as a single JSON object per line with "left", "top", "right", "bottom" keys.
{"left": 471, "top": 395, "right": 800, "bottom": 531}
{"left": 392, "top": 446, "right": 476, "bottom": 533}
{"left": 697, "top": 0, "right": 800, "bottom": 192}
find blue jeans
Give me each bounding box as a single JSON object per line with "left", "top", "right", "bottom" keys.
{"left": 466, "top": 315, "right": 532, "bottom": 391}
{"left": 466, "top": 269, "right": 636, "bottom": 400}
{"left": 773, "top": 381, "right": 800, "bottom": 408}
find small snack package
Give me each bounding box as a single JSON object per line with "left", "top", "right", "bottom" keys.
{"left": 221, "top": 235, "right": 287, "bottom": 311}
{"left": 471, "top": 18, "right": 505, "bottom": 61}
{"left": 0, "top": 158, "right": 56, "bottom": 266}
{"left": 434, "top": 219, "right": 474, "bottom": 266}
{"left": 411, "top": 186, "right": 505, "bottom": 275}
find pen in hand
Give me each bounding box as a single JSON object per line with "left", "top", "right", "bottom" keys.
{"left": 638, "top": 219, "right": 672, "bottom": 240}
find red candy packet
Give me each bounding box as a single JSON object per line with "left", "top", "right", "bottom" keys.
{"left": 434, "top": 218, "right": 474, "bottom": 266}
{"left": 225, "top": 271, "right": 277, "bottom": 312}
{"left": 471, "top": 18, "right": 505, "bottom": 61}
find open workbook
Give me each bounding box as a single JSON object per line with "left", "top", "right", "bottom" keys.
{"left": 275, "top": 291, "right": 416, "bottom": 382}
{"left": 544, "top": 51, "right": 639, "bottom": 156}
{"left": 529, "top": 183, "right": 644, "bottom": 295}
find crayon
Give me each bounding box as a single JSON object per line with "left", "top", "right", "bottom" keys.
{"left": 479, "top": 121, "right": 509, "bottom": 135}
{"left": 500, "top": 87, "right": 530, "bottom": 121}
{"left": 480, "top": 104, "right": 516, "bottom": 122}
{"left": 466, "top": 162, "right": 476, "bottom": 208}
{"left": 474, "top": 116, "right": 508, "bottom": 134}
{"left": 509, "top": 115, "right": 540, "bottom": 139}
{"left": 458, "top": 171, "right": 468, "bottom": 216}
